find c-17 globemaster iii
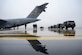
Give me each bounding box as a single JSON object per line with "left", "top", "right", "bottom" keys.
{"left": 0, "top": 3, "right": 48, "bottom": 30}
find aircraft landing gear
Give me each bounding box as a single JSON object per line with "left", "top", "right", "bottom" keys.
{"left": 25, "top": 24, "right": 27, "bottom": 34}
{"left": 25, "top": 24, "right": 27, "bottom": 30}
{"left": 17, "top": 26, "right": 19, "bottom": 30}
{"left": 14, "top": 27, "right": 15, "bottom": 30}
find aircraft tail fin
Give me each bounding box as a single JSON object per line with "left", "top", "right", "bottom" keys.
{"left": 27, "top": 3, "right": 48, "bottom": 18}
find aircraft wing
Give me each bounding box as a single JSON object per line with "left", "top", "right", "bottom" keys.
{"left": 0, "top": 19, "right": 7, "bottom": 23}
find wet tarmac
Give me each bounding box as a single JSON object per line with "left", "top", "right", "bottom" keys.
{"left": 0, "top": 28, "right": 82, "bottom": 55}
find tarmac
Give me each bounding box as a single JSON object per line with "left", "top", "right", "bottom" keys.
{"left": 0, "top": 28, "right": 82, "bottom": 40}
{"left": 0, "top": 28, "right": 82, "bottom": 55}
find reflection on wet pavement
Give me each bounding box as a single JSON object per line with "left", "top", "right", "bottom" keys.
{"left": 0, "top": 28, "right": 82, "bottom": 40}
{"left": 49, "top": 28, "right": 76, "bottom": 36}
{"left": 27, "top": 40, "right": 48, "bottom": 54}
{"left": 0, "top": 28, "right": 82, "bottom": 55}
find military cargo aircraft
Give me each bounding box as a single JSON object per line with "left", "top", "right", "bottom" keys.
{"left": 0, "top": 3, "right": 48, "bottom": 30}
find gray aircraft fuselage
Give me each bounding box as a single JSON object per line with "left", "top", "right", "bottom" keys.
{"left": 1, "top": 18, "right": 40, "bottom": 28}
{"left": 0, "top": 3, "right": 48, "bottom": 29}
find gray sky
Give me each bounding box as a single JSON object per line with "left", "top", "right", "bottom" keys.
{"left": 0, "top": 0, "right": 82, "bottom": 28}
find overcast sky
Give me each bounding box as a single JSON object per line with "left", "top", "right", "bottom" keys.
{"left": 0, "top": 0, "right": 82, "bottom": 28}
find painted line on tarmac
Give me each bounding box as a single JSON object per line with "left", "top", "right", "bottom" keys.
{"left": 0, "top": 34, "right": 38, "bottom": 37}
{"left": 0, "top": 37, "right": 82, "bottom": 40}
{"left": 0, "top": 34, "right": 82, "bottom": 37}
{"left": 0, "top": 34, "right": 82, "bottom": 40}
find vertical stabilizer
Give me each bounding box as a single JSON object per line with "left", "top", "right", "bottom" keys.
{"left": 27, "top": 3, "right": 48, "bottom": 18}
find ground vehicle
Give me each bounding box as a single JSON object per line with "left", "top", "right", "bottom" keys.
{"left": 63, "top": 21, "right": 76, "bottom": 30}
{"left": 56, "top": 24, "right": 65, "bottom": 29}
